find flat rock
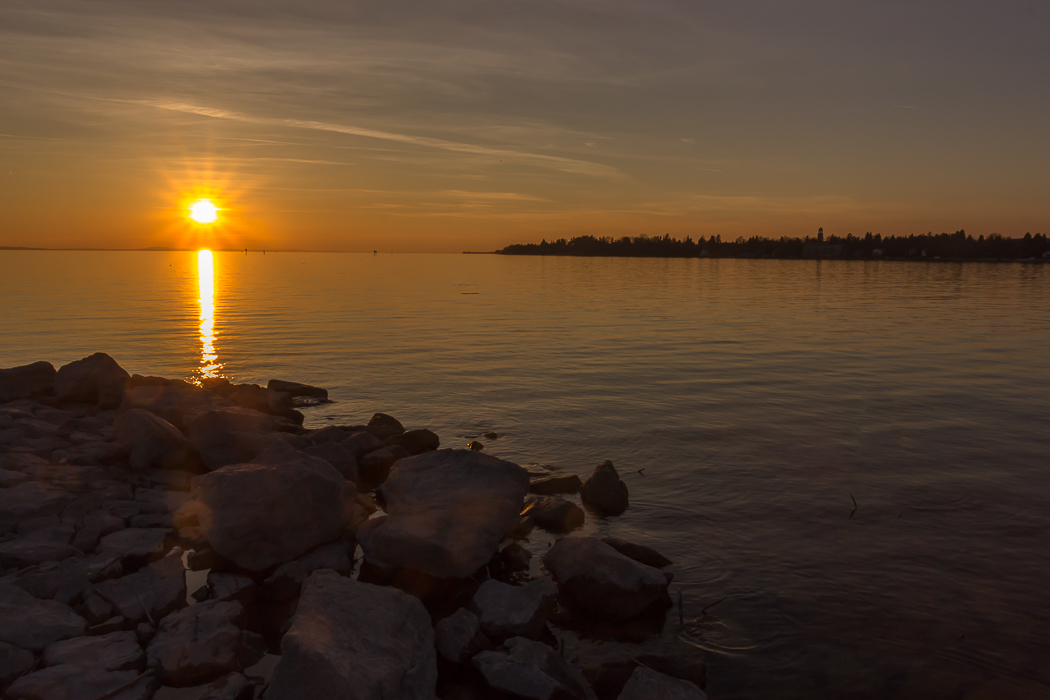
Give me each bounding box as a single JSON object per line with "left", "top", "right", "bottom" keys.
{"left": 521, "top": 496, "right": 585, "bottom": 533}
{"left": 94, "top": 550, "right": 187, "bottom": 625}
{"left": 71, "top": 510, "right": 126, "bottom": 551}
{"left": 0, "top": 640, "right": 35, "bottom": 689}
{"left": 579, "top": 461, "right": 629, "bottom": 516}
{"left": 187, "top": 406, "right": 302, "bottom": 470}
{"left": 542, "top": 537, "right": 669, "bottom": 620}
{"left": 113, "top": 409, "right": 193, "bottom": 471}
{"left": 434, "top": 607, "right": 492, "bottom": 664}
{"left": 356, "top": 449, "right": 530, "bottom": 579}
{"left": 55, "top": 353, "right": 130, "bottom": 409}
{"left": 267, "top": 379, "right": 328, "bottom": 399}
{"left": 10, "top": 554, "right": 123, "bottom": 604}
{"left": 0, "top": 582, "right": 87, "bottom": 651}
{"left": 98, "top": 528, "right": 170, "bottom": 565}
{"left": 191, "top": 445, "right": 363, "bottom": 572}
{"left": 0, "top": 481, "right": 70, "bottom": 534}
{"left": 617, "top": 667, "right": 707, "bottom": 700}
{"left": 4, "top": 665, "right": 158, "bottom": 700}
{"left": 529, "top": 474, "right": 583, "bottom": 495}
{"left": 0, "top": 531, "right": 81, "bottom": 568}
{"left": 43, "top": 630, "right": 144, "bottom": 671}
{"left": 600, "top": 537, "right": 673, "bottom": 568}
{"left": 147, "top": 599, "right": 265, "bottom": 686}
{"left": 267, "top": 569, "right": 437, "bottom": 699}
{"left": 199, "top": 672, "right": 257, "bottom": 700}
{"left": 472, "top": 637, "right": 594, "bottom": 700}
{"left": 260, "top": 540, "right": 353, "bottom": 603}
{"left": 469, "top": 577, "right": 558, "bottom": 641}
{"left": 0, "top": 361, "right": 56, "bottom": 402}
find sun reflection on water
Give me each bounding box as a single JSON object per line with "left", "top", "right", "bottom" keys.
{"left": 197, "top": 249, "right": 222, "bottom": 379}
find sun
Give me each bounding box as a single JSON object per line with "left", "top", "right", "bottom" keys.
{"left": 188, "top": 199, "right": 219, "bottom": 224}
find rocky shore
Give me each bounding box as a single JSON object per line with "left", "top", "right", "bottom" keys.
{"left": 0, "top": 353, "right": 708, "bottom": 700}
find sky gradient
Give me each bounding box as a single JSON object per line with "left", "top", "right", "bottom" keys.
{"left": 2, "top": 0, "right": 1048, "bottom": 251}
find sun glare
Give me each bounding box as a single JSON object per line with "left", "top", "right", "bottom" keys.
{"left": 189, "top": 199, "right": 219, "bottom": 224}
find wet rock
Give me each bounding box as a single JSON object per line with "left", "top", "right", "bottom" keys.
{"left": 147, "top": 599, "right": 266, "bottom": 687}
{"left": 71, "top": 510, "right": 126, "bottom": 551}
{"left": 5, "top": 665, "right": 158, "bottom": 700}
{"left": 600, "top": 538, "right": 673, "bottom": 568}
{"left": 187, "top": 406, "right": 303, "bottom": 470}
{"left": 434, "top": 607, "right": 492, "bottom": 664}
{"left": 0, "top": 530, "right": 80, "bottom": 568}
{"left": 341, "top": 430, "right": 382, "bottom": 460}
{"left": 359, "top": 444, "right": 411, "bottom": 487}
{"left": 617, "top": 667, "right": 706, "bottom": 700}
{"left": 0, "top": 640, "right": 35, "bottom": 689}
{"left": 521, "top": 496, "right": 585, "bottom": 533}
{"left": 200, "top": 672, "right": 257, "bottom": 700}
{"left": 579, "top": 461, "right": 629, "bottom": 516}
{"left": 0, "top": 361, "right": 56, "bottom": 402}
{"left": 542, "top": 537, "right": 670, "bottom": 620}
{"left": 0, "top": 582, "right": 87, "bottom": 651}
{"left": 10, "top": 554, "right": 122, "bottom": 604}
{"left": 303, "top": 441, "right": 358, "bottom": 482}
{"left": 191, "top": 446, "right": 363, "bottom": 572}
{"left": 267, "top": 379, "right": 328, "bottom": 400}
{"left": 0, "top": 481, "right": 70, "bottom": 534}
{"left": 113, "top": 409, "right": 193, "bottom": 471}
{"left": 260, "top": 540, "right": 353, "bottom": 603}
{"left": 472, "top": 637, "right": 594, "bottom": 700}
{"left": 94, "top": 550, "right": 187, "bottom": 625}
{"left": 43, "top": 630, "right": 144, "bottom": 671}
{"left": 383, "top": 428, "right": 441, "bottom": 455}
{"left": 530, "top": 474, "right": 583, "bottom": 495}
{"left": 98, "top": 527, "right": 170, "bottom": 566}
{"left": 484, "top": 432, "right": 499, "bottom": 440}
{"left": 467, "top": 440, "right": 484, "bottom": 451}
{"left": 121, "top": 383, "right": 231, "bottom": 431}
{"left": 507, "top": 515, "right": 535, "bottom": 540}
{"left": 356, "top": 449, "right": 530, "bottom": 579}
{"left": 469, "top": 577, "right": 558, "bottom": 641}
{"left": 366, "top": 412, "right": 405, "bottom": 440}
{"left": 54, "top": 353, "right": 130, "bottom": 409}
{"left": 267, "top": 570, "right": 437, "bottom": 699}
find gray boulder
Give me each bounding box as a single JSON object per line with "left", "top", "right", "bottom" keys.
{"left": 94, "top": 550, "right": 187, "bottom": 625}
{"left": 200, "top": 672, "right": 258, "bottom": 700}
{"left": 434, "top": 607, "right": 491, "bottom": 664}
{"left": 147, "top": 599, "right": 266, "bottom": 687}
{"left": 113, "top": 409, "right": 193, "bottom": 471}
{"left": 469, "top": 577, "right": 558, "bottom": 641}
{"left": 341, "top": 430, "right": 382, "bottom": 459}
{"left": 266, "top": 570, "right": 437, "bottom": 699}
{"left": 383, "top": 429, "right": 441, "bottom": 455}
{"left": 303, "top": 441, "right": 359, "bottom": 482}
{"left": 201, "top": 572, "right": 256, "bottom": 604}
{"left": 267, "top": 379, "right": 328, "bottom": 399}
{"left": 617, "top": 667, "right": 707, "bottom": 700}
{"left": 9, "top": 554, "right": 122, "bottom": 604}
{"left": 0, "top": 361, "right": 56, "bottom": 402}
{"left": 187, "top": 406, "right": 302, "bottom": 470}
{"left": 356, "top": 449, "right": 530, "bottom": 579}
{"left": 0, "top": 481, "right": 70, "bottom": 533}
{"left": 472, "top": 637, "right": 594, "bottom": 700}
{"left": 191, "top": 447, "right": 363, "bottom": 572}
{"left": 0, "top": 582, "right": 87, "bottom": 651}
{"left": 579, "top": 461, "right": 629, "bottom": 516}
{"left": 71, "top": 510, "right": 126, "bottom": 551}
{"left": 521, "top": 496, "right": 585, "bottom": 533}
{"left": 4, "top": 665, "right": 158, "bottom": 700}
{"left": 366, "top": 412, "right": 404, "bottom": 439}
{"left": 0, "top": 530, "right": 80, "bottom": 568}
{"left": 0, "top": 641, "right": 35, "bottom": 689}
{"left": 529, "top": 474, "right": 582, "bottom": 495}
{"left": 260, "top": 540, "right": 353, "bottom": 603}
{"left": 54, "top": 353, "right": 129, "bottom": 409}
{"left": 600, "top": 537, "right": 673, "bottom": 568}
{"left": 359, "top": 444, "right": 411, "bottom": 487}
{"left": 542, "top": 537, "right": 669, "bottom": 620}
{"left": 43, "top": 630, "right": 144, "bottom": 671}
{"left": 97, "top": 527, "right": 170, "bottom": 565}
{"left": 121, "top": 383, "right": 231, "bottom": 431}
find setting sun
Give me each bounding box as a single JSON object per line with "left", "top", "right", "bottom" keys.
{"left": 188, "top": 199, "right": 219, "bottom": 224}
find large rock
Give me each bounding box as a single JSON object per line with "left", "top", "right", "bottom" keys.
{"left": 0, "top": 530, "right": 80, "bottom": 569}
{"left": 600, "top": 537, "right": 673, "bottom": 568}
{"left": 113, "top": 409, "right": 193, "bottom": 471}
{"left": 579, "top": 461, "right": 629, "bottom": 516}
{"left": 228, "top": 384, "right": 298, "bottom": 420}
{"left": 94, "top": 550, "right": 187, "bottom": 625}
{"left": 303, "top": 441, "right": 358, "bottom": 482}
{"left": 147, "top": 599, "right": 266, "bottom": 686}
{"left": 191, "top": 446, "right": 363, "bottom": 572}
{"left": 98, "top": 527, "right": 170, "bottom": 565}
{"left": 0, "top": 582, "right": 87, "bottom": 651}
{"left": 356, "top": 449, "right": 530, "bottom": 579}
{"left": 0, "top": 641, "right": 35, "bottom": 689}
{"left": 359, "top": 444, "right": 411, "bottom": 487}
{"left": 0, "top": 481, "right": 70, "bottom": 534}
{"left": 54, "top": 353, "right": 130, "bottom": 409}
{"left": 199, "top": 672, "right": 257, "bottom": 700}
{"left": 472, "top": 637, "right": 594, "bottom": 700}
{"left": 469, "top": 577, "right": 558, "bottom": 641}
{"left": 530, "top": 474, "right": 582, "bottom": 495}
{"left": 187, "top": 407, "right": 302, "bottom": 470}
{"left": 259, "top": 540, "right": 353, "bottom": 603}
{"left": 121, "top": 383, "right": 231, "bottom": 430}
{"left": 43, "top": 631, "right": 144, "bottom": 671}
{"left": 0, "top": 361, "right": 56, "bottom": 402}
{"left": 521, "top": 496, "right": 585, "bottom": 533}
{"left": 617, "top": 667, "right": 707, "bottom": 700}
{"left": 434, "top": 607, "right": 491, "bottom": 664}
{"left": 4, "top": 665, "right": 158, "bottom": 700}
{"left": 267, "top": 379, "right": 328, "bottom": 399}
{"left": 583, "top": 652, "right": 706, "bottom": 699}
{"left": 266, "top": 570, "right": 437, "bottom": 699}
{"left": 9, "top": 554, "right": 122, "bottom": 604}
{"left": 342, "top": 430, "right": 382, "bottom": 459}
{"left": 542, "top": 537, "right": 670, "bottom": 620}
{"left": 366, "top": 412, "right": 404, "bottom": 439}
{"left": 383, "top": 429, "right": 441, "bottom": 455}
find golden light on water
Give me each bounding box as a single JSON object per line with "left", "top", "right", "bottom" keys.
{"left": 189, "top": 199, "right": 219, "bottom": 224}
{"left": 197, "top": 249, "right": 222, "bottom": 379}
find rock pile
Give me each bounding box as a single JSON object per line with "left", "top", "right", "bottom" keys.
{"left": 0, "top": 353, "right": 706, "bottom": 700}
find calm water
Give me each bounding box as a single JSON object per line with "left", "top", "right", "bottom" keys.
{"left": 3, "top": 251, "right": 1050, "bottom": 699}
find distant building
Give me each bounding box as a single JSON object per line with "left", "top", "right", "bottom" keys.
{"left": 804, "top": 227, "right": 843, "bottom": 258}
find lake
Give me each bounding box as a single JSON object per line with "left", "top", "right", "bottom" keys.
{"left": 2, "top": 250, "right": 1049, "bottom": 699}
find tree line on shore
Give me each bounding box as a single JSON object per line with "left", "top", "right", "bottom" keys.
{"left": 498, "top": 230, "right": 1050, "bottom": 260}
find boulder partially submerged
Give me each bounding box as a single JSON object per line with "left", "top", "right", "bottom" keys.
{"left": 356, "top": 449, "right": 530, "bottom": 579}
{"left": 579, "top": 461, "right": 629, "bottom": 516}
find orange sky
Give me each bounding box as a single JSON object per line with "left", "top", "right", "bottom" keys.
{"left": 1, "top": 1, "right": 1048, "bottom": 252}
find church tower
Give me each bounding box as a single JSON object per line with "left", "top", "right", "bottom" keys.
{"left": 818, "top": 227, "right": 824, "bottom": 243}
